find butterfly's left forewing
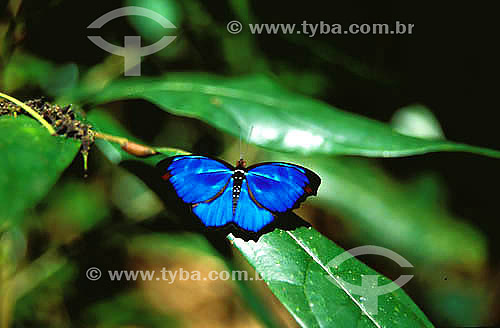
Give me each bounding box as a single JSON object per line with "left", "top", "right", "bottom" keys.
{"left": 245, "top": 162, "right": 320, "bottom": 213}
{"left": 158, "top": 155, "right": 234, "bottom": 204}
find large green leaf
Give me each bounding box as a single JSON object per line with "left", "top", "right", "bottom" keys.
{"left": 231, "top": 228, "right": 433, "bottom": 328}
{"left": 0, "top": 116, "right": 80, "bottom": 228}
{"left": 86, "top": 109, "right": 433, "bottom": 327}
{"left": 83, "top": 74, "right": 500, "bottom": 158}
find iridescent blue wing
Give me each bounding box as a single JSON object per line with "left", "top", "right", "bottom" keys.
{"left": 245, "top": 162, "right": 321, "bottom": 213}
{"left": 234, "top": 180, "right": 275, "bottom": 232}
{"left": 158, "top": 155, "right": 234, "bottom": 204}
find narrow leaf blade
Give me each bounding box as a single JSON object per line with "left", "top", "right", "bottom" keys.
{"left": 85, "top": 74, "right": 500, "bottom": 158}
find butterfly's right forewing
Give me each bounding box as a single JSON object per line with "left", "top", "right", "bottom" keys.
{"left": 245, "top": 162, "right": 320, "bottom": 213}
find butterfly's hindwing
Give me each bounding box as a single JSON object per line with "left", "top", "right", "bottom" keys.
{"left": 234, "top": 180, "right": 275, "bottom": 232}
{"left": 192, "top": 179, "right": 234, "bottom": 227}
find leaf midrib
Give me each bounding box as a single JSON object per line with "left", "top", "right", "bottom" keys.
{"left": 286, "top": 230, "right": 382, "bottom": 328}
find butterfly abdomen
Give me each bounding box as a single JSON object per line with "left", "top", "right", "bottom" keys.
{"left": 232, "top": 169, "right": 245, "bottom": 213}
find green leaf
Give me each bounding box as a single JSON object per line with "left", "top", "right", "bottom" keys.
{"left": 231, "top": 228, "right": 434, "bottom": 328}
{"left": 84, "top": 74, "right": 500, "bottom": 158}
{"left": 0, "top": 116, "right": 80, "bottom": 228}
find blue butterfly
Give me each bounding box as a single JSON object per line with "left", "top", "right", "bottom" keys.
{"left": 157, "top": 155, "right": 321, "bottom": 233}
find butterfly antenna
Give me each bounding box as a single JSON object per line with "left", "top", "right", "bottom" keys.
{"left": 239, "top": 127, "right": 243, "bottom": 160}
{"left": 244, "top": 126, "right": 254, "bottom": 159}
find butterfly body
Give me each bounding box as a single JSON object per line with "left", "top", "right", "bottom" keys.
{"left": 157, "top": 155, "right": 320, "bottom": 233}
{"left": 231, "top": 169, "right": 245, "bottom": 212}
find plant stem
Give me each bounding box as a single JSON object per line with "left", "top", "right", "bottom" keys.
{"left": 94, "top": 131, "right": 128, "bottom": 146}
{"left": 94, "top": 131, "right": 160, "bottom": 157}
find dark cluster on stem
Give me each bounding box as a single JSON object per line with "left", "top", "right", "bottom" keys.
{"left": 0, "top": 97, "right": 95, "bottom": 159}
